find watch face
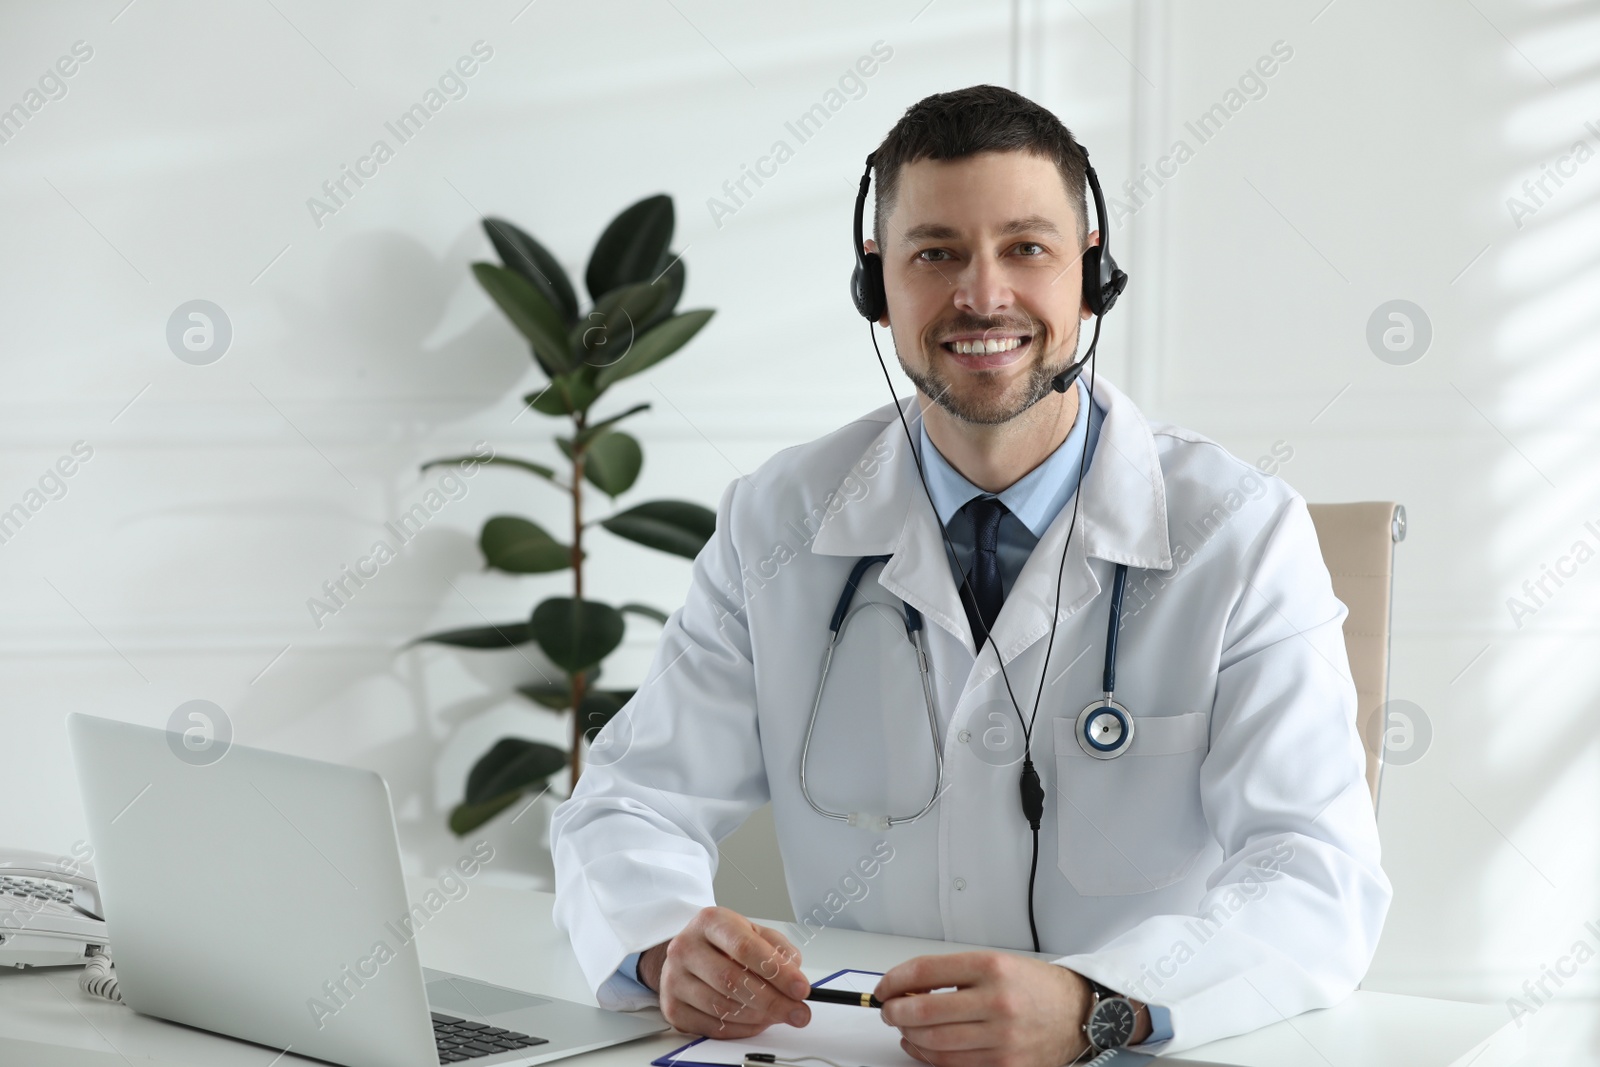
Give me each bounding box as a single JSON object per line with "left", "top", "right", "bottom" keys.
{"left": 1087, "top": 996, "right": 1137, "bottom": 1049}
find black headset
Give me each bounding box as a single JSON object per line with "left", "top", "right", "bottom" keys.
{"left": 850, "top": 146, "right": 1127, "bottom": 393}
{"left": 848, "top": 141, "right": 1129, "bottom": 954}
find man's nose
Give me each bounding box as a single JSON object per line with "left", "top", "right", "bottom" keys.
{"left": 953, "top": 256, "right": 1012, "bottom": 316}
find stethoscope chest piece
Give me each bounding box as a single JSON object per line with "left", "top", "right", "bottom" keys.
{"left": 1073, "top": 562, "right": 1135, "bottom": 760}
{"left": 1076, "top": 697, "right": 1134, "bottom": 759}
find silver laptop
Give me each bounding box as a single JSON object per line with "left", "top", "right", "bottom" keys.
{"left": 67, "top": 713, "right": 667, "bottom": 1067}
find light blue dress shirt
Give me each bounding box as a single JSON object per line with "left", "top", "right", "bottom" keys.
{"left": 917, "top": 375, "right": 1101, "bottom": 602}
{"left": 609, "top": 949, "right": 649, "bottom": 1000}
{"left": 601, "top": 378, "right": 1172, "bottom": 1047}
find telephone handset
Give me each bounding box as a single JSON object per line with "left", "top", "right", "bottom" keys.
{"left": 0, "top": 848, "right": 109, "bottom": 969}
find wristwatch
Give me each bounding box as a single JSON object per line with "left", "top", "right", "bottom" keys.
{"left": 1081, "top": 978, "right": 1138, "bottom": 1051}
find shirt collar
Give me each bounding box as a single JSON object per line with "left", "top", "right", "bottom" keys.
{"left": 916, "top": 375, "right": 1100, "bottom": 539}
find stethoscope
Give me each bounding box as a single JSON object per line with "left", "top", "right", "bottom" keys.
{"left": 798, "top": 554, "right": 1134, "bottom": 830}
{"left": 799, "top": 554, "right": 942, "bottom": 831}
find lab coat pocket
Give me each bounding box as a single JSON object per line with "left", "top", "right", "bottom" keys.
{"left": 1052, "top": 711, "right": 1210, "bottom": 896}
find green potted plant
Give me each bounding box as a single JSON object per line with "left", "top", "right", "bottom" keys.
{"left": 417, "top": 195, "right": 716, "bottom": 835}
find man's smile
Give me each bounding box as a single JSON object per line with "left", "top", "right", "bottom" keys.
{"left": 937, "top": 333, "right": 1033, "bottom": 370}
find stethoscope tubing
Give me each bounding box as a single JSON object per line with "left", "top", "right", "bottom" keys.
{"left": 801, "top": 556, "right": 945, "bottom": 828}
{"left": 800, "top": 557, "right": 1135, "bottom": 825}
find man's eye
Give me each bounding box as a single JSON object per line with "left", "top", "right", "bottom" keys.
{"left": 917, "top": 249, "right": 951, "bottom": 262}
{"left": 1016, "top": 242, "right": 1044, "bottom": 256}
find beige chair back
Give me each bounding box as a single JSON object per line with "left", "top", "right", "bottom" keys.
{"left": 1306, "top": 502, "right": 1406, "bottom": 814}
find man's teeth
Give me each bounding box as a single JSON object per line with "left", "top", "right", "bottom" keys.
{"left": 949, "top": 337, "right": 1025, "bottom": 355}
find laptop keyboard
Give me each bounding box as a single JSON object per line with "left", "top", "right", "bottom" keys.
{"left": 432, "top": 1012, "right": 548, "bottom": 1062}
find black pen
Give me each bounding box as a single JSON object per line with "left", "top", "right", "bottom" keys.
{"left": 805, "top": 987, "right": 921, "bottom": 1009}
{"left": 805, "top": 987, "right": 884, "bottom": 1009}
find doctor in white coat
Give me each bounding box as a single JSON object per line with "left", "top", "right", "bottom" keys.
{"left": 551, "top": 84, "right": 1391, "bottom": 1064}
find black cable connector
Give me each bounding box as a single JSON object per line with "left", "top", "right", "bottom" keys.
{"left": 1021, "top": 757, "right": 1046, "bottom": 949}
{"left": 1019, "top": 758, "right": 1044, "bottom": 831}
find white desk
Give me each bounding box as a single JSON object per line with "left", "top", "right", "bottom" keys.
{"left": 0, "top": 881, "right": 1524, "bottom": 1067}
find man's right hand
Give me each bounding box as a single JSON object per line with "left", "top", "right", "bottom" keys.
{"left": 636, "top": 906, "right": 812, "bottom": 1038}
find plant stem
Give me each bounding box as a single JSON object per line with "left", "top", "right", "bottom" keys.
{"left": 569, "top": 410, "right": 588, "bottom": 791}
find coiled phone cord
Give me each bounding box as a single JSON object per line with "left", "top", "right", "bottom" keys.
{"left": 80, "top": 945, "right": 122, "bottom": 1003}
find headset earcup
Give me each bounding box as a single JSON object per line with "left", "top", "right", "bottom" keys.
{"left": 1080, "top": 245, "right": 1105, "bottom": 316}
{"left": 1080, "top": 245, "right": 1127, "bottom": 319}
{"left": 1099, "top": 252, "right": 1127, "bottom": 316}
{"left": 853, "top": 251, "right": 886, "bottom": 322}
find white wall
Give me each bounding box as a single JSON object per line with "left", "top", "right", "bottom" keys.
{"left": 3, "top": 0, "right": 1595, "bottom": 1031}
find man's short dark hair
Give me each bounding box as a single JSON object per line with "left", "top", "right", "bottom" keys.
{"left": 869, "top": 84, "right": 1089, "bottom": 251}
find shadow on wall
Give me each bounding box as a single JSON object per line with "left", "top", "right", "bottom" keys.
{"left": 271, "top": 227, "right": 532, "bottom": 413}
{"left": 135, "top": 223, "right": 566, "bottom": 883}
{"left": 1364, "top": 1, "right": 1600, "bottom": 1010}
{"left": 1468, "top": 3, "right": 1600, "bottom": 1007}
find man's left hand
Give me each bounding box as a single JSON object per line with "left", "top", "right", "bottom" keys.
{"left": 872, "top": 952, "right": 1145, "bottom": 1067}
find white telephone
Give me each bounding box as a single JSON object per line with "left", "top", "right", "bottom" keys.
{"left": 0, "top": 848, "right": 108, "bottom": 969}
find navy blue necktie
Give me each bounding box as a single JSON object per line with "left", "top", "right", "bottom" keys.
{"left": 960, "top": 496, "right": 1009, "bottom": 647}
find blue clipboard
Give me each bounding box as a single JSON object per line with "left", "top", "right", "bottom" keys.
{"left": 651, "top": 967, "right": 868, "bottom": 1067}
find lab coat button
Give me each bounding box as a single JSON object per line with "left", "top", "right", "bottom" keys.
{"left": 953, "top": 877, "right": 966, "bottom": 891}
{"left": 958, "top": 730, "right": 971, "bottom": 743}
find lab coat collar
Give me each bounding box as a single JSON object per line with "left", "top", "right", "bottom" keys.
{"left": 810, "top": 374, "right": 1172, "bottom": 661}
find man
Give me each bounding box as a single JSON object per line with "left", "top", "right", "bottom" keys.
{"left": 551, "top": 85, "right": 1391, "bottom": 1063}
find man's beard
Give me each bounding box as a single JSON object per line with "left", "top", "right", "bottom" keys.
{"left": 897, "top": 326, "right": 1081, "bottom": 426}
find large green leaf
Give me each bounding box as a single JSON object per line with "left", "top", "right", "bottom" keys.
{"left": 573, "top": 280, "right": 674, "bottom": 365}
{"left": 527, "top": 374, "right": 598, "bottom": 417}
{"left": 464, "top": 737, "right": 569, "bottom": 804}
{"left": 472, "top": 262, "right": 573, "bottom": 375}
{"left": 450, "top": 737, "right": 570, "bottom": 832}
{"left": 637, "top": 254, "right": 684, "bottom": 334}
{"left": 529, "top": 597, "right": 625, "bottom": 673}
{"left": 599, "top": 500, "right": 717, "bottom": 559}
{"left": 593, "top": 310, "right": 714, "bottom": 391}
{"left": 581, "top": 431, "right": 643, "bottom": 497}
{"left": 516, "top": 666, "right": 602, "bottom": 711}
{"left": 411, "top": 622, "right": 534, "bottom": 649}
{"left": 449, "top": 791, "right": 524, "bottom": 836}
{"left": 574, "top": 402, "right": 650, "bottom": 447}
{"left": 480, "top": 516, "right": 573, "bottom": 574}
{"left": 482, "top": 216, "right": 579, "bottom": 327}
{"left": 553, "top": 430, "right": 641, "bottom": 496}
{"left": 577, "top": 690, "right": 627, "bottom": 743}
{"left": 423, "top": 454, "right": 562, "bottom": 488}
{"left": 586, "top": 195, "right": 674, "bottom": 301}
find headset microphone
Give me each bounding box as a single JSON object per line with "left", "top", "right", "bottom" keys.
{"left": 1049, "top": 359, "right": 1086, "bottom": 394}
{"left": 851, "top": 140, "right": 1128, "bottom": 955}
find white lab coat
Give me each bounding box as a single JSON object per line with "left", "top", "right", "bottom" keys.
{"left": 550, "top": 375, "right": 1392, "bottom": 1055}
